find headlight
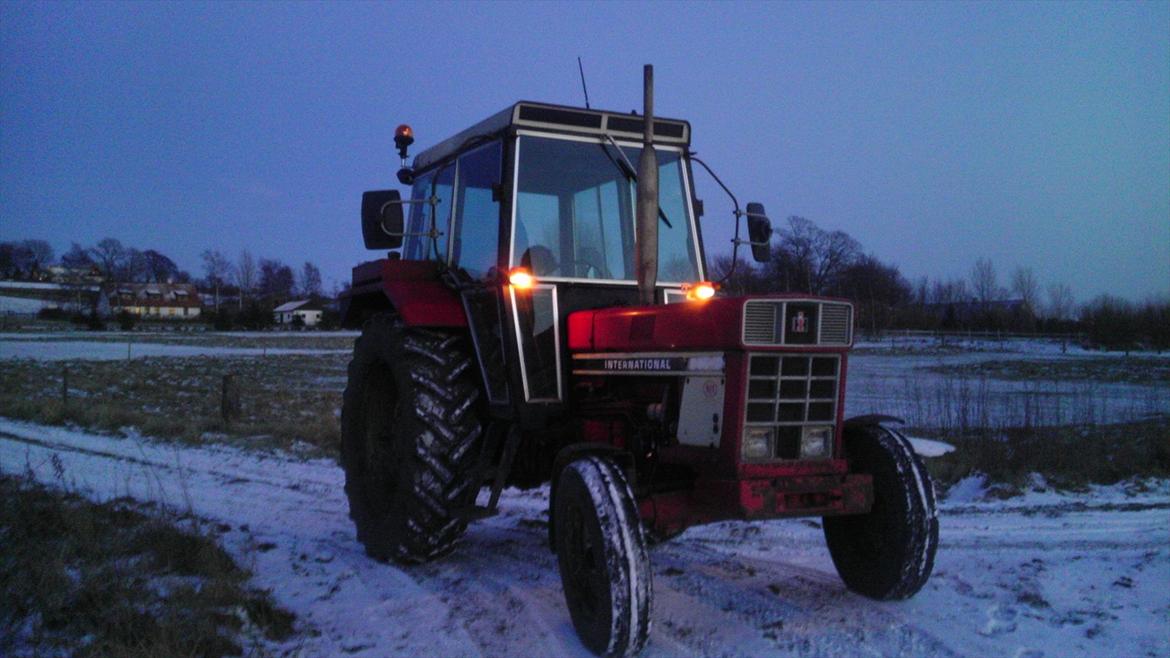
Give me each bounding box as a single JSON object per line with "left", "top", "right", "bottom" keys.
{"left": 742, "top": 428, "right": 773, "bottom": 461}
{"left": 800, "top": 426, "right": 832, "bottom": 459}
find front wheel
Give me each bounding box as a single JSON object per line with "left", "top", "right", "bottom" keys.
{"left": 554, "top": 456, "right": 652, "bottom": 657}
{"left": 823, "top": 424, "right": 938, "bottom": 600}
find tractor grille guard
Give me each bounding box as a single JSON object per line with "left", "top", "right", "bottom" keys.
{"left": 743, "top": 353, "right": 840, "bottom": 461}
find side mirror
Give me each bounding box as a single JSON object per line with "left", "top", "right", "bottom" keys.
{"left": 745, "top": 202, "right": 772, "bottom": 262}
{"left": 361, "top": 190, "right": 405, "bottom": 250}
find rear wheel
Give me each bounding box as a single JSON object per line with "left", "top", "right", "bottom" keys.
{"left": 554, "top": 456, "right": 651, "bottom": 657}
{"left": 340, "top": 313, "right": 484, "bottom": 562}
{"left": 823, "top": 424, "right": 938, "bottom": 599}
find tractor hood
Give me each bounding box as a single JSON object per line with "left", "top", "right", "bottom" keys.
{"left": 567, "top": 295, "right": 855, "bottom": 353}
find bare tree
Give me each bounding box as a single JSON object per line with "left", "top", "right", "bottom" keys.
{"left": 90, "top": 238, "right": 126, "bottom": 280}
{"left": 1010, "top": 266, "right": 1039, "bottom": 311}
{"left": 201, "top": 249, "right": 232, "bottom": 312}
{"left": 259, "top": 258, "right": 295, "bottom": 299}
{"left": 299, "top": 261, "right": 323, "bottom": 297}
{"left": 770, "top": 216, "right": 860, "bottom": 294}
{"left": 1046, "top": 282, "right": 1075, "bottom": 321}
{"left": 234, "top": 250, "right": 257, "bottom": 310}
{"left": 60, "top": 243, "right": 94, "bottom": 269}
{"left": 970, "top": 257, "right": 999, "bottom": 305}
{"left": 141, "top": 249, "right": 179, "bottom": 283}
{"left": 121, "top": 248, "right": 149, "bottom": 282}
{"left": 929, "top": 277, "right": 970, "bottom": 304}
{"left": 22, "top": 240, "right": 54, "bottom": 271}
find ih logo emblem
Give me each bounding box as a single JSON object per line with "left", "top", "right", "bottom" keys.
{"left": 792, "top": 311, "right": 808, "bottom": 333}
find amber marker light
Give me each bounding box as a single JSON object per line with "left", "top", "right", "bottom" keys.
{"left": 508, "top": 268, "right": 535, "bottom": 289}
{"left": 684, "top": 281, "right": 717, "bottom": 301}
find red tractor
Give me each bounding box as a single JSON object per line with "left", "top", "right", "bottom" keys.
{"left": 340, "top": 67, "right": 937, "bottom": 656}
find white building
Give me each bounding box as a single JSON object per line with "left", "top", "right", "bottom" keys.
{"left": 273, "top": 300, "right": 323, "bottom": 327}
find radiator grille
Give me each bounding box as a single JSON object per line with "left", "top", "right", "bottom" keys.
{"left": 741, "top": 300, "right": 853, "bottom": 346}
{"left": 819, "top": 303, "right": 852, "bottom": 345}
{"left": 745, "top": 353, "right": 840, "bottom": 460}
{"left": 743, "top": 301, "right": 778, "bottom": 344}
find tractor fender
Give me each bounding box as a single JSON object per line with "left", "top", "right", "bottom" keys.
{"left": 341, "top": 258, "right": 467, "bottom": 329}
{"left": 547, "top": 443, "right": 636, "bottom": 551}
{"left": 843, "top": 414, "right": 905, "bottom": 428}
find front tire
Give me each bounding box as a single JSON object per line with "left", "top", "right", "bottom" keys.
{"left": 823, "top": 424, "right": 938, "bottom": 600}
{"left": 340, "top": 313, "right": 484, "bottom": 563}
{"left": 554, "top": 456, "right": 652, "bottom": 657}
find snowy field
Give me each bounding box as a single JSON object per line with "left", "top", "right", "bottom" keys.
{"left": 3, "top": 331, "right": 1165, "bottom": 428}
{"left": 2, "top": 332, "right": 1168, "bottom": 656}
{"left": 2, "top": 419, "right": 1166, "bottom": 658}
{"left": 847, "top": 337, "right": 1169, "bottom": 428}
{"left": 0, "top": 331, "right": 355, "bottom": 360}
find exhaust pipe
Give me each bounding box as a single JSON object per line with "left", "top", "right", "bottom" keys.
{"left": 636, "top": 64, "right": 658, "bottom": 306}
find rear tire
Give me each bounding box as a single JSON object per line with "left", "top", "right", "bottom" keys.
{"left": 554, "top": 456, "right": 651, "bottom": 657}
{"left": 823, "top": 424, "right": 938, "bottom": 600}
{"left": 340, "top": 313, "right": 484, "bottom": 563}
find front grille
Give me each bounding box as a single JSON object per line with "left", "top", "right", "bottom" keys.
{"left": 742, "top": 300, "right": 853, "bottom": 347}
{"left": 745, "top": 353, "right": 839, "bottom": 460}
{"left": 743, "top": 301, "right": 777, "bottom": 343}
{"left": 820, "top": 304, "right": 852, "bottom": 344}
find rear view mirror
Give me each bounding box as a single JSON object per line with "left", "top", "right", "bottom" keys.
{"left": 745, "top": 202, "right": 772, "bottom": 262}
{"left": 361, "top": 190, "right": 405, "bottom": 250}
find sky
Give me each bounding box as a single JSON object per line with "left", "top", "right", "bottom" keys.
{"left": 1, "top": 1, "right": 1167, "bottom": 303}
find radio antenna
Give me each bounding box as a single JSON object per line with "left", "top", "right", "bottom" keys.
{"left": 577, "top": 56, "right": 591, "bottom": 109}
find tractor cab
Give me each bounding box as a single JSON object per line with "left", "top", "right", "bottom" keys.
{"left": 347, "top": 102, "right": 713, "bottom": 415}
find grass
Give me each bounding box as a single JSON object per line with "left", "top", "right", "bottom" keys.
{"left": 0, "top": 353, "right": 347, "bottom": 457}
{"left": 0, "top": 474, "right": 295, "bottom": 657}
{"left": 0, "top": 331, "right": 356, "bottom": 350}
{"left": 920, "top": 418, "right": 1170, "bottom": 496}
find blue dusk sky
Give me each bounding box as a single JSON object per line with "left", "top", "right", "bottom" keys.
{"left": 1, "top": 1, "right": 1167, "bottom": 302}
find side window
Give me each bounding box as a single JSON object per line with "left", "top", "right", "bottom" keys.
{"left": 402, "top": 165, "right": 454, "bottom": 261}
{"left": 403, "top": 172, "right": 432, "bottom": 260}
{"left": 452, "top": 142, "right": 502, "bottom": 279}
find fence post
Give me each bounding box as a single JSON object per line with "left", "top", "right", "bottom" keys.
{"left": 221, "top": 373, "right": 240, "bottom": 424}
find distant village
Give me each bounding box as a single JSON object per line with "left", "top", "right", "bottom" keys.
{"left": 0, "top": 239, "right": 339, "bottom": 330}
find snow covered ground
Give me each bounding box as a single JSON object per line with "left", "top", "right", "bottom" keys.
{"left": 3, "top": 418, "right": 1166, "bottom": 658}
{"left": 2, "top": 332, "right": 1166, "bottom": 427}
{"left": 0, "top": 295, "right": 58, "bottom": 314}
{"left": 847, "top": 341, "right": 1169, "bottom": 428}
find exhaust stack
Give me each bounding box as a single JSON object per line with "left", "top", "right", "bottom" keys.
{"left": 636, "top": 65, "right": 659, "bottom": 306}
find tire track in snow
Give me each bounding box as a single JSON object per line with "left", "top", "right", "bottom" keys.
{"left": 4, "top": 417, "right": 1167, "bottom": 657}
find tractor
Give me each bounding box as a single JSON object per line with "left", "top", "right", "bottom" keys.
{"left": 339, "top": 66, "right": 937, "bottom": 657}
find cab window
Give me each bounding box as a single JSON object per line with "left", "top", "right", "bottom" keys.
{"left": 451, "top": 141, "right": 502, "bottom": 279}
{"left": 403, "top": 163, "right": 454, "bottom": 261}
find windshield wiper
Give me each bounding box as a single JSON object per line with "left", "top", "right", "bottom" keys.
{"left": 599, "top": 134, "right": 673, "bottom": 229}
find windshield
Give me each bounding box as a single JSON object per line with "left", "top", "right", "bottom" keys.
{"left": 511, "top": 134, "right": 701, "bottom": 283}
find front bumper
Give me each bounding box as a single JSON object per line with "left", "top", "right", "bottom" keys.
{"left": 638, "top": 473, "right": 873, "bottom": 538}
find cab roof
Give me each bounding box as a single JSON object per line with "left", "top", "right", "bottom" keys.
{"left": 411, "top": 101, "right": 692, "bottom": 172}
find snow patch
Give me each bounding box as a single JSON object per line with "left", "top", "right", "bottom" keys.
{"left": 906, "top": 436, "right": 956, "bottom": 457}
{"left": 946, "top": 474, "right": 990, "bottom": 502}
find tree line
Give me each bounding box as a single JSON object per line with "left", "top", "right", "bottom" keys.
{"left": 1, "top": 238, "right": 330, "bottom": 322}
{"left": 712, "top": 215, "right": 1168, "bottom": 350}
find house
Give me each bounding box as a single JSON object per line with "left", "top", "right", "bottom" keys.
{"left": 273, "top": 300, "right": 323, "bottom": 327}
{"left": 105, "top": 282, "right": 202, "bottom": 319}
